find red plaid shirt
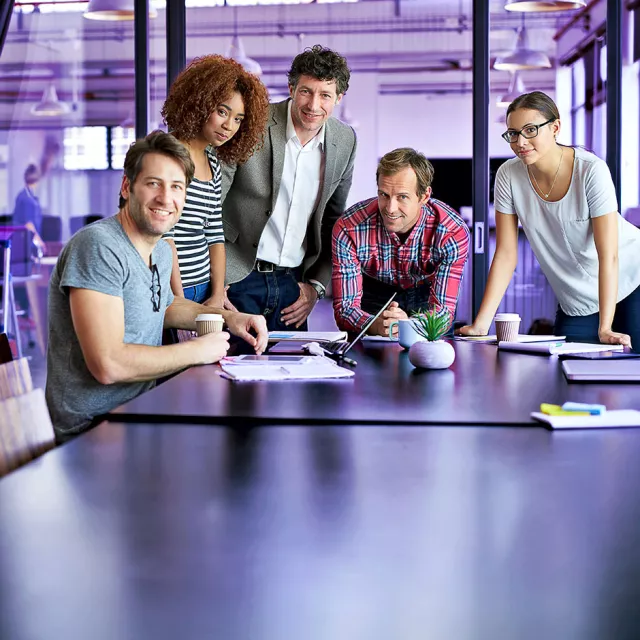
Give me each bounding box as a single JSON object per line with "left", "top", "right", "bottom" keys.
{"left": 332, "top": 197, "right": 470, "bottom": 331}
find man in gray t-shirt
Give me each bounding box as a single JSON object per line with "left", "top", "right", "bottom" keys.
{"left": 46, "top": 132, "right": 267, "bottom": 442}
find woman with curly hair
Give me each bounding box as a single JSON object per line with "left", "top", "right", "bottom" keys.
{"left": 161, "top": 55, "right": 269, "bottom": 308}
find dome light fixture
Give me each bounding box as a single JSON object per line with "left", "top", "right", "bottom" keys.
{"left": 496, "top": 72, "right": 526, "bottom": 108}
{"left": 494, "top": 26, "right": 552, "bottom": 71}
{"left": 31, "top": 84, "right": 71, "bottom": 117}
{"left": 226, "top": 35, "right": 262, "bottom": 76}
{"left": 504, "top": 0, "right": 587, "bottom": 11}
{"left": 84, "top": 0, "right": 157, "bottom": 21}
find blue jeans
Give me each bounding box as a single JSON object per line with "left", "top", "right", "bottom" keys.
{"left": 227, "top": 268, "right": 307, "bottom": 331}
{"left": 554, "top": 282, "right": 640, "bottom": 351}
{"left": 183, "top": 281, "right": 211, "bottom": 304}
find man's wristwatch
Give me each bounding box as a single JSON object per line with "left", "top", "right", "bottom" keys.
{"left": 307, "top": 281, "right": 325, "bottom": 300}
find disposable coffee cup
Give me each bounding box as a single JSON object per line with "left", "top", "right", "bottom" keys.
{"left": 494, "top": 313, "right": 521, "bottom": 342}
{"left": 195, "top": 313, "right": 224, "bottom": 336}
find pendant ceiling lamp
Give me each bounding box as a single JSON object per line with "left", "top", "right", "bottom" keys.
{"left": 84, "top": 0, "right": 157, "bottom": 21}
{"left": 339, "top": 98, "right": 359, "bottom": 129}
{"left": 226, "top": 8, "right": 261, "bottom": 76}
{"left": 31, "top": 84, "right": 71, "bottom": 117}
{"left": 496, "top": 71, "right": 526, "bottom": 108}
{"left": 504, "top": 0, "right": 586, "bottom": 11}
{"left": 226, "top": 35, "right": 262, "bottom": 75}
{"left": 494, "top": 26, "right": 552, "bottom": 70}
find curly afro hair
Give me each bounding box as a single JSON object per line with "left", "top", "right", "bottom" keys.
{"left": 288, "top": 45, "right": 350, "bottom": 97}
{"left": 162, "top": 55, "right": 269, "bottom": 165}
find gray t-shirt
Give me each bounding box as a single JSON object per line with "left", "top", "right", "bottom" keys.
{"left": 46, "top": 216, "right": 174, "bottom": 437}
{"left": 494, "top": 147, "right": 640, "bottom": 315}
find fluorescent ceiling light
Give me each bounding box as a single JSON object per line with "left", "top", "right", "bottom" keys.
{"left": 504, "top": 0, "right": 586, "bottom": 11}
{"left": 31, "top": 84, "right": 71, "bottom": 117}
{"left": 84, "top": 0, "right": 157, "bottom": 21}
{"left": 494, "top": 27, "right": 552, "bottom": 71}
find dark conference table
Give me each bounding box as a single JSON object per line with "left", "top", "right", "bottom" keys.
{"left": 2, "top": 420, "right": 640, "bottom": 639}
{"left": 110, "top": 340, "right": 640, "bottom": 426}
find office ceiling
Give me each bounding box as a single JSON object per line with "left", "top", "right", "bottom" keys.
{"left": 0, "top": 0, "right": 584, "bottom": 128}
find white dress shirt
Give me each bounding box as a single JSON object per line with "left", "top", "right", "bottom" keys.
{"left": 257, "top": 101, "right": 325, "bottom": 268}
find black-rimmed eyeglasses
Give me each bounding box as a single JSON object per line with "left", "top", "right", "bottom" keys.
{"left": 150, "top": 263, "right": 162, "bottom": 312}
{"left": 501, "top": 118, "right": 554, "bottom": 144}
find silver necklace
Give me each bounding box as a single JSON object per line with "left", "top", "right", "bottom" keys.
{"left": 529, "top": 147, "right": 564, "bottom": 199}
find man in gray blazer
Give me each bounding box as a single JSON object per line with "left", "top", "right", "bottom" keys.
{"left": 221, "top": 45, "right": 357, "bottom": 331}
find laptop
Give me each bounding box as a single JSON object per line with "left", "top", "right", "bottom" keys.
{"left": 322, "top": 293, "right": 397, "bottom": 357}
{"left": 562, "top": 359, "right": 640, "bottom": 382}
{"left": 269, "top": 293, "right": 397, "bottom": 357}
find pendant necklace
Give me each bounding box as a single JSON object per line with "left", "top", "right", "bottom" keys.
{"left": 529, "top": 147, "right": 564, "bottom": 199}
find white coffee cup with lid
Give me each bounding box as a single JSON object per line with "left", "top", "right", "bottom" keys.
{"left": 195, "top": 313, "right": 224, "bottom": 336}
{"left": 494, "top": 313, "right": 521, "bottom": 342}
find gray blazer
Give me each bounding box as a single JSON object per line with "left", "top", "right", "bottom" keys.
{"left": 220, "top": 99, "right": 357, "bottom": 287}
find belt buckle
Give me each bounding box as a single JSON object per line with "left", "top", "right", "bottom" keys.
{"left": 256, "top": 260, "right": 274, "bottom": 273}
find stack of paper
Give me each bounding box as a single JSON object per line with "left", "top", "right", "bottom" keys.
{"left": 268, "top": 331, "right": 348, "bottom": 343}
{"left": 532, "top": 409, "right": 640, "bottom": 429}
{"left": 498, "top": 342, "right": 624, "bottom": 355}
{"left": 456, "top": 335, "right": 565, "bottom": 344}
{"left": 219, "top": 356, "right": 354, "bottom": 381}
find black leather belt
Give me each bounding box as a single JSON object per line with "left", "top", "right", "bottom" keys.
{"left": 254, "top": 259, "right": 289, "bottom": 273}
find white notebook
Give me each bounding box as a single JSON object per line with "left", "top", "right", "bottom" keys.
{"left": 499, "top": 341, "right": 624, "bottom": 355}
{"left": 532, "top": 409, "right": 640, "bottom": 429}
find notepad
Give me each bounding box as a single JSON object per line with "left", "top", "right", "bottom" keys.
{"left": 499, "top": 341, "right": 624, "bottom": 355}
{"left": 531, "top": 409, "right": 640, "bottom": 429}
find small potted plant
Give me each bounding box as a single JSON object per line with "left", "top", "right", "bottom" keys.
{"left": 408, "top": 309, "right": 455, "bottom": 369}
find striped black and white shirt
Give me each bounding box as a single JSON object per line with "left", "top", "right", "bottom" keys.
{"left": 163, "top": 147, "right": 224, "bottom": 287}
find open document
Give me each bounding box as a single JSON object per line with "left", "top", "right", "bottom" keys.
{"left": 218, "top": 355, "right": 354, "bottom": 381}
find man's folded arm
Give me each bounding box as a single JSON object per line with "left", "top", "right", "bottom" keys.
{"left": 69, "top": 288, "right": 221, "bottom": 385}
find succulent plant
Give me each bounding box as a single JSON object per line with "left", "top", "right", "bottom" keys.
{"left": 410, "top": 309, "right": 451, "bottom": 342}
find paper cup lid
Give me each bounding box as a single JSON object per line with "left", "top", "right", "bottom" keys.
{"left": 494, "top": 313, "right": 520, "bottom": 321}
{"left": 195, "top": 313, "right": 224, "bottom": 322}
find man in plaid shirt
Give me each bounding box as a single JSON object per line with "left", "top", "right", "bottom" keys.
{"left": 332, "top": 148, "right": 470, "bottom": 336}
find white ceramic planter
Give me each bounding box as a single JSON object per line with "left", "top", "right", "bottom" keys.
{"left": 408, "top": 339, "right": 455, "bottom": 369}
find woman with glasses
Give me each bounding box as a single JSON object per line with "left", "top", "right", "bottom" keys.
{"left": 161, "top": 55, "right": 269, "bottom": 308}
{"left": 458, "top": 91, "right": 640, "bottom": 348}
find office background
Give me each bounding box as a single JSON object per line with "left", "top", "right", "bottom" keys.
{"left": 0, "top": 0, "right": 637, "bottom": 330}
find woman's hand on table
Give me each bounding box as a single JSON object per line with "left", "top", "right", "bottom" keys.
{"left": 455, "top": 324, "right": 489, "bottom": 337}
{"left": 599, "top": 328, "right": 632, "bottom": 348}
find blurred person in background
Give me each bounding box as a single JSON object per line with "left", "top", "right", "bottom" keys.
{"left": 13, "top": 163, "right": 46, "bottom": 255}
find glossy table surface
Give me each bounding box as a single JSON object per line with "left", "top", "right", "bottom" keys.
{"left": 111, "top": 341, "right": 640, "bottom": 426}
{"left": 2, "top": 420, "right": 640, "bottom": 639}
